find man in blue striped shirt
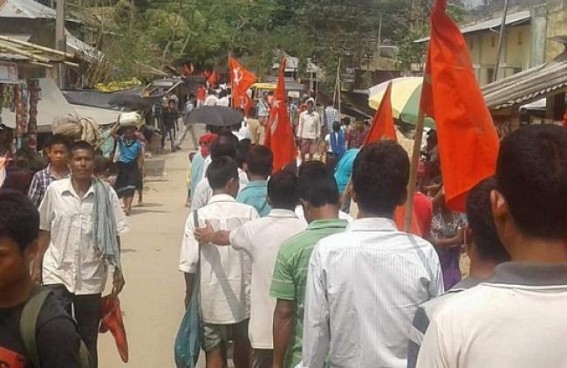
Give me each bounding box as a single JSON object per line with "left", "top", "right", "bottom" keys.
{"left": 302, "top": 141, "right": 443, "bottom": 368}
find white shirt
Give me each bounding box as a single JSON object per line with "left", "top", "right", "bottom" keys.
{"left": 294, "top": 205, "right": 353, "bottom": 225}
{"left": 302, "top": 218, "right": 443, "bottom": 368}
{"left": 298, "top": 110, "right": 321, "bottom": 140}
{"left": 39, "top": 179, "right": 128, "bottom": 295}
{"left": 179, "top": 194, "right": 259, "bottom": 324}
{"left": 229, "top": 209, "right": 305, "bottom": 348}
{"left": 190, "top": 168, "right": 249, "bottom": 211}
{"left": 217, "top": 96, "right": 230, "bottom": 107}
{"left": 204, "top": 95, "right": 218, "bottom": 106}
{"left": 239, "top": 121, "right": 251, "bottom": 140}
{"left": 416, "top": 263, "right": 567, "bottom": 368}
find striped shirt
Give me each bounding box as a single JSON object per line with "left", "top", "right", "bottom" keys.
{"left": 301, "top": 218, "right": 443, "bottom": 368}
{"left": 270, "top": 219, "right": 348, "bottom": 368}
{"left": 28, "top": 165, "right": 69, "bottom": 207}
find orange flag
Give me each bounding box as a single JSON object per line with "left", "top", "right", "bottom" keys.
{"left": 420, "top": 0, "right": 499, "bottom": 212}
{"left": 365, "top": 82, "right": 397, "bottom": 144}
{"left": 265, "top": 58, "right": 296, "bottom": 172}
{"left": 207, "top": 71, "right": 219, "bottom": 87}
{"left": 229, "top": 57, "right": 256, "bottom": 112}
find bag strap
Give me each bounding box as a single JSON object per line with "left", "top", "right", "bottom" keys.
{"left": 20, "top": 286, "right": 51, "bottom": 368}
{"left": 406, "top": 234, "right": 435, "bottom": 284}
{"left": 20, "top": 286, "right": 94, "bottom": 368}
{"left": 192, "top": 210, "right": 203, "bottom": 324}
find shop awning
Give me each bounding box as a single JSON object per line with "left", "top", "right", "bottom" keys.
{"left": 1, "top": 78, "right": 76, "bottom": 133}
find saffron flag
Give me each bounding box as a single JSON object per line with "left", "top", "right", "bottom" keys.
{"left": 365, "top": 82, "right": 397, "bottom": 144}
{"left": 420, "top": 0, "right": 499, "bottom": 212}
{"left": 207, "top": 71, "right": 219, "bottom": 87}
{"left": 229, "top": 57, "right": 256, "bottom": 112}
{"left": 265, "top": 58, "right": 296, "bottom": 172}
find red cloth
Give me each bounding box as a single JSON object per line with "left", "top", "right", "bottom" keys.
{"left": 394, "top": 192, "right": 433, "bottom": 238}
{"left": 99, "top": 296, "right": 129, "bottom": 363}
{"left": 196, "top": 86, "right": 206, "bottom": 102}
{"left": 365, "top": 82, "right": 397, "bottom": 144}
{"left": 420, "top": 0, "right": 499, "bottom": 212}
{"left": 207, "top": 71, "right": 219, "bottom": 87}
{"left": 264, "top": 58, "right": 296, "bottom": 172}
{"left": 229, "top": 58, "right": 256, "bottom": 113}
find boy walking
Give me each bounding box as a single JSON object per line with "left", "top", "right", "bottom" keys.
{"left": 417, "top": 125, "right": 567, "bottom": 368}
{"left": 271, "top": 162, "right": 348, "bottom": 368}
{"left": 28, "top": 134, "right": 71, "bottom": 207}
{"left": 0, "top": 191, "right": 84, "bottom": 367}
{"left": 180, "top": 156, "right": 257, "bottom": 368}
{"left": 237, "top": 145, "right": 274, "bottom": 217}
{"left": 195, "top": 171, "right": 306, "bottom": 367}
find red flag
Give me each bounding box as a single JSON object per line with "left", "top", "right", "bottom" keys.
{"left": 419, "top": 0, "right": 499, "bottom": 212}
{"left": 99, "top": 296, "right": 129, "bottom": 362}
{"left": 365, "top": 82, "right": 397, "bottom": 144}
{"left": 229, "top": 57, "right": 256, "bottom": 112}
{"left": 207, "top": 71, "right": 218, "bottom": 87}
{"left": 265, "top": 58, "right": 296, "bottom": 172}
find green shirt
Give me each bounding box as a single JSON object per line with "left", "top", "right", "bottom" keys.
{"left": 270, "top": 219, "right": 348, "bottom": 368}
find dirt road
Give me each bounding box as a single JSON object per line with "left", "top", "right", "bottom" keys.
{"left": 98, "top": 137, "right": 198, "bottom": 367}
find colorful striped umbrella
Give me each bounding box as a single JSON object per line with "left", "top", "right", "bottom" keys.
{"left": 368, "top": 77, "right": 436, "bottom": 128}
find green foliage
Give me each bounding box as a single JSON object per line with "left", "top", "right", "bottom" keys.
{"left": 73, "top": 0, "right": 468, "bottom": 89}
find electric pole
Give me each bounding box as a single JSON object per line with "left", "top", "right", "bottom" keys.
{"left": 55, "top": 0, "right": 66, "bottom": 88}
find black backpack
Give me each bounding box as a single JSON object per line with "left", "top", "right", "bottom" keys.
{"left": 20, "top": 286, "right": 93, "bottom": 368}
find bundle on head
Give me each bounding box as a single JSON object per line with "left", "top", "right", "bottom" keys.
{"left": 52, "top": 115, "right": 102, "bottom": 146}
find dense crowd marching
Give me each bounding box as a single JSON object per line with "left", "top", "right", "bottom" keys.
{"left": 1, "top": 84, "right": 567, "bottom": 368}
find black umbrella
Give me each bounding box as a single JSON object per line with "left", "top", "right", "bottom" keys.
{"left": 108, "top": 87, "right": 161, "bottom": 109}
{"left": 186, "top": 106, "right": 244, "bottom": 127}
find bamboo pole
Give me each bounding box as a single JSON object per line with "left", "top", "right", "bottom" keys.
{"left": 30, "top": 61, "right": 54, "bottom": 68}
{"left": 0, "top": 35, "right": 74, "bottom": 58}
{"left": 0, "top": 43, "right": 51, "bottom": 63}
{"left": 404, "top": 109, "right": 426, "bottom": 232}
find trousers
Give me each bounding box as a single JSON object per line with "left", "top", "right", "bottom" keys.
{"left": 47, "top": 284, "right": 102, "bottom": 368}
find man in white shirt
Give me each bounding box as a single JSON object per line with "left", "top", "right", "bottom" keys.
{"left": 407, "top": 177, "right": 510, "bottom": 368}
{"left": 32, "top": 141, "right": 127, "bottom": 367}
{"left": 297, "top": 99, "right": 321, "bottom": 163}
{"left": 302, "top": 141, "right": 443, "bottom": 368}
{"left": 191, "top": 133, "right": 248, "bottom": 211}
{"left": 180, "top": 156, "right": 258, "bottom": 368}
{"left": 417, "top": 124, "right": 567, "bottom": 368}
{"left": 195, "top": 171, "right": 306, "bottom": 368}
{"left": 217, "top": 90, "right": 230, "bottom": 107}
{"left": 204, "top": 90, "right": 219, "bottom": 106}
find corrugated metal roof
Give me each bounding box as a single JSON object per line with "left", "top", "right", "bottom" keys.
{"left": 0, "top": 0, "right": 56, "bottom": 19}
{"left": 65, "top": 31, "right": 104, "bottom": 62}
{"left": 415, "top": 10, "right": 531, "bottom": 43}
{"left": 482, "top": 51, "right": 567, "bottom": 111}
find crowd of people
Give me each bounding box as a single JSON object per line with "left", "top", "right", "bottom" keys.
{"left": 1, "top": 93, "right": 567, "bottom": 368}
{"left": 177, "top": 122, "right": 567, "bottom": 368}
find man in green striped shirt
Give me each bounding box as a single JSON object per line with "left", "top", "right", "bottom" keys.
{"left": 270, "top": 162, "right": 348, "bottom": 368}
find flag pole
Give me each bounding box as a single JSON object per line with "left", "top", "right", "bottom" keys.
{"left": 404, "top": 108, "right": 426, "bottom": 232}
{"left": 337, "top": 58, "right": 342, "bottom": 117}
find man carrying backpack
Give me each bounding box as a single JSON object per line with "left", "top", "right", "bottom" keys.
{"left": 0, "top": 190, "right": 85, "bottom": 367}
